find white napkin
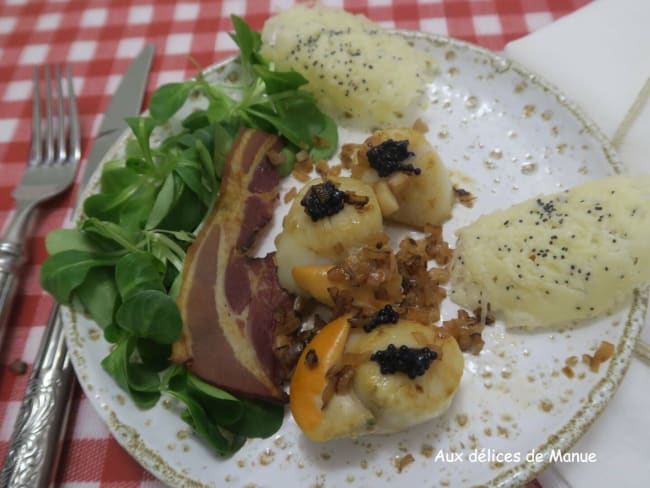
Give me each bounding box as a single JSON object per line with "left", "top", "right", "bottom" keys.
{"left": 505, "top": 0, "right": 650, "bottom": 486}
{"left": 506, "top": 0, "right": 650, "bottom": 176}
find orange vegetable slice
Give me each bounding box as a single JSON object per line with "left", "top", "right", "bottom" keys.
{"left": 292, "top": 265, "right": 393, "bottom": 309}
{"left": 289, "top": 315, "right": 350, "bottom": 439}
{"left": 292, "top": 265, "right": 337, "bottom": 306}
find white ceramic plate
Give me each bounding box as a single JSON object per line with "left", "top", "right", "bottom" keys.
{"left": 62, "top": 31, "right": 647, "bottom": 487}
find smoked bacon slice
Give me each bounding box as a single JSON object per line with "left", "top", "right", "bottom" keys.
{"left": 173, "top": 128, "right": 294, "bottom": 403}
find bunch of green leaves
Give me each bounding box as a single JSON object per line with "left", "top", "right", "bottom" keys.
{"left": 39, "top": 15, "right": 327, "bottom": 456}
{"left": 162, "top": 366, "right": 283, "bottom": 455}
{"left": 148, "top": 15, "right": 338, "bottom": 173}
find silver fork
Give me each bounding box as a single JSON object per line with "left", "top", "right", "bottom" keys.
{"left": 0, "top": 64, "right": 80, "bottom": 349}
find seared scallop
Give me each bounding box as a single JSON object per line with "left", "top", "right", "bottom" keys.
{"left": 345, "top": 319, "right": 464, "bottom": 433}
{"left": 275, "top": 177, "right": 383, "bottom": 294}
{"left": 290, "top": 317, "right": 464, "bottom": 441}
{"left": 350, "top": 128, "right": 454, "bottom": 227}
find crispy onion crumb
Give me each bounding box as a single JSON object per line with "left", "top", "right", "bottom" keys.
{"left": 396, "top": 453, "right": 415, "bottom": 473}
{"left": 441, "top": 307, "right": 493, "bottom": 355}
{"left": 325, "top": 226, "right": 453, "bottom": 327}
{"left": 412, "top": 118, "right": 429, "bottom": 133}
{"left": 582, "top": 341, "right": 615, "bottom": 373}
{"left": 453, "top": 186, "right": 476, "bottom": 208}
{"left": 274, "top": 221, "right": 493, "bottom": 380}
{"left": 284, "top": 186, "right": 298, "bottom": 203}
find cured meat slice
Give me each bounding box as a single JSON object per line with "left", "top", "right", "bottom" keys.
{"left": 173, "top": 128, "right": 294, "bottom": 402}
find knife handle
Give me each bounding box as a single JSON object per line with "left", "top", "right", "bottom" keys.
{"left": 0, "top": 305, "right": 76, "bottom": 488}
{"left": 0, "top": 241, "right": 24, "bottom": 351}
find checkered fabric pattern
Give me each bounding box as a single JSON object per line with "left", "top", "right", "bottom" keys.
{"left": 0, "top": 0, "right": 590, "bottom": 486}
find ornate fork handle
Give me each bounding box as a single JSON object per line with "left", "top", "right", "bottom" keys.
{"left": 0, "top": 241, "right": 24, "bottom": 350}
{"left": 0, "top": 306, "right": 75, "bottom": 488}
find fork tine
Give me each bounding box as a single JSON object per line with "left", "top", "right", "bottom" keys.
{"left": 65, "top": 64, "right": 81, "bottom": 164}
{"left": 43, "top": 65, "right": 55, "bottom": 165}
{"left": 29, "top": 67, "right": 42, "bottom": 166}
{"left": 54, "top": 65, "right": 66, "bottom": 164}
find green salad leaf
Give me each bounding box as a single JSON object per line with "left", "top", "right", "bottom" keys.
{"left": 115, "top": 253, "right": 165, "bottom": 299}
{"left": 101, "top": 336, "right": 162, "bottom": 409}
{"left": 115, "top": 289, "right": 182, "bottom": 344}
{"left": 41, "top": 250, "right": 121, "bottom": 304}
{"left": 162, "top": 365, "right": 246, "bottom": 455}
{"left": 149, "top": 14, "right": 337, "bottom": 162}
{"left": 39, "top": 15, "right": 336, "bottom": 457}
{"left": 76, "top": 267, "right": 119, "bottom": 329}
{"left": 149, "top": 82, "right": 197, "bottom": 124}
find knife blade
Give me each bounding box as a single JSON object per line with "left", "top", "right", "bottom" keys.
{"left": 82, "top": 43, "right": 155, "bottom": 191}
{"left": 0, "top": 44, "right": 155, "bottom": 488}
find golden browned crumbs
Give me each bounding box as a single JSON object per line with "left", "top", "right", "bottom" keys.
{"left": 284, "top": 187, "right": 298, "bottom": 203}
{"left": 396, "top": 453, "right": 415, "bottom": 473}
{"left": 453, "top": 186, "right": 476, "bottom": 207}
{"left": 412, "top": 118, "right": 429, "bottom": 133}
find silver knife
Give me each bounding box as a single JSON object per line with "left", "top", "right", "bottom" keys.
{"left": 83, "top": 44, "right": 155, "bottom": 190}
{"left": 0, "top": 44, "right": 155, "bottom": 488}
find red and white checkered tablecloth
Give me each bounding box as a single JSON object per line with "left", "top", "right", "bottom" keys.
{"left": 0, "top": 1, "right": 591, "bottom": 486}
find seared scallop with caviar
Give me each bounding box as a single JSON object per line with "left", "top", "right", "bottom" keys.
{"left": 290, "top": 315, "right": 464, "bottom": 441}
{"left": 275, "top": 177, "right": 383, "bottom": 295}
{"left": 348, "top": 128, "right": 454, "bottom": 227}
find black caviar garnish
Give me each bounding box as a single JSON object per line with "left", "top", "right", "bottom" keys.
{"left": 362, "top": 305, "right": 399, "bottom": 332}
{"left": 305, "top": 349, "right": 319, "bottom": 368}
{"left": 300, "top": 181, "right": 346, "bottom": 221}
{"left": 367, "top": 139, "right": 421, "bottom": 177}
{"left": 370, "top": 344, "right": 438, "bottom": 379}
{"left": 301, "top": 180, "right": 369, "bottom": 221}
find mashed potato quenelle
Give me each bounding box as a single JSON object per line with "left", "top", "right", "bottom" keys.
{"left": 260, "top": 5, "right": 435, "bottom": 129}
{"left": 450, "top": 176, "right": 650, "bottom": 329}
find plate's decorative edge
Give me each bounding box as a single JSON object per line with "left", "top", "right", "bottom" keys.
{"left": 61, "top": 305, "right": 211, "bottom": 488}
{"left": 61, "top": 31, "right": 641, "bottom": 488}
{"left": 634, "top": 338, "right": 650, "bottom": 364}
{"left": 107, "top": 409, "right": 210, "bottom": 488}
{"left": 487, "top": 288, "right": 646, "bottom": 487}
{"left": 631, "top": 289, "right": 650, "bottom": 364}
{"left": 399, "top": 30, "right": 623, "bottom": 177}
